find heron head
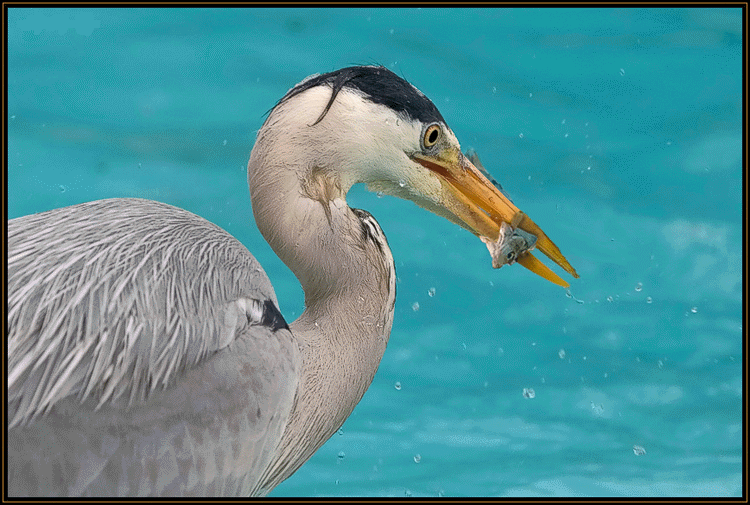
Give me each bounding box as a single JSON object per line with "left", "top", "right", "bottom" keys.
{"left": 257, "top": 66, "right": 578, "bottom": 287}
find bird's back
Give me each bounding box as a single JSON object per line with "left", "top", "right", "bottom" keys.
{"left": 7, "top": 198, "right": 300, "bottom": 496}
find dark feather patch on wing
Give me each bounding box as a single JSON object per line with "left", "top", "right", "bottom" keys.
{"left": 260, "top": 299, "right": 289, "bottom": 332}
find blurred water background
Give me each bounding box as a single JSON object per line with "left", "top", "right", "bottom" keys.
{"left": 6, "top": 7, "right": 743, "bottom": 497}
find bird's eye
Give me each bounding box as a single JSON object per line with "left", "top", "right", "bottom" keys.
{"left": 423, "top": 124, "right": 441, "bottom": 149}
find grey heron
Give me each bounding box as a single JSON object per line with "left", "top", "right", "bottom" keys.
{"left": 7, "top": 65, "right": 578, "bottom": 496}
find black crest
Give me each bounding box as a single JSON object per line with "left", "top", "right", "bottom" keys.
{"left": 270, "top": 66, "right": 446, "bottom": 127}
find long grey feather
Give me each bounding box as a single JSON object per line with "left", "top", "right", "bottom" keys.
{"left": 8, "top": 198, "right": 278, "bottom": 427}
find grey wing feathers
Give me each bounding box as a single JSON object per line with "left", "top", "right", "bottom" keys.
{"left": 7, "top": 198, "right": 281, "bottom": 428}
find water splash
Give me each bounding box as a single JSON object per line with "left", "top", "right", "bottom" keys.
{"left": 565, "top": 289, "right": 585, "bottom": 304}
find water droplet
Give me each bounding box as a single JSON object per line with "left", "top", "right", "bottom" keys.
{"left": 559, "top": 349, "right": 566, "bottom": 359}
{"left": 564, "top": 133, "right": 569, "bottom": 138}
{"left": 462, "top": 342, "right": 467, "bottom": 350}
{"left": 389, "top": 28, "right": 394, "bottom": 35}
{"left": 58, "top": 185, "right": 67, "bottom": 193}
{"left": 658, "top": 360, "right": 664, "bottom": 369}
{"left": 337, "top": 451, "right": 346, "bottom": 460}
{"left": 691, "top": 306, "right": 698, "bottom": 313}
{"left": 492, "top": 86, "right": 497, "bottom": 93}
{"left": 338, "top": 429, "right": 344, "bottom": 435}
{"left": 522, "top": 388, "right": 535, "bottom": 399}
{"left": 394, "top": 382, "right": 402, "bottom": 390}
{"left": 633, "top": 445, "right": 646, "bottom": 456}
{"left": 591, "top": 402, "right": 604, "bottom": 415}
{"left": 606, "top": 296, "right": 614, "bottom": 303}
{"left": 413, "top": 454, "right": 421, "bottom": 463}
{"left": 604, "top": 372, "right": 608, "bottom": 378}
{"left": 561, "top": 119, "right": 566, "bottom": 124}
{"left": 405, "top": 489, "right": 412, "bottom": 497}
{"left": 635, "top": 282, "right": 643, "bottom": 292}
{"left": 411, "top": 302, "right": 420, "bottom": 312}
{"left": 519, "top": 133, "right": 524, "bottom": 138}
{"left": 565, "top": 289, "right": 585, "bottom": 304}
{"left": 646, "top": 297, "right": 653, "bottom": 304}
{"left": 428, "top": 287, "right": 436, "bottom": 297}
{"left": 620, "top": 68, "right": 625, "bottom": 76}
{"left": 529, "top": 92, "right": 532, "bottom": 97}
{"left": 587, "top": 166, "right": 591, "bottom": 170}
{"left": 497, "top": 347, "right": 504, "bottom": 356}
{"left": 222, "top": 139, "right": 227, "bottom": 146}
{"left": 398, "top": 179, "right": 406, "bottom": 188}
{"left": 376, "top": 191, "right": 384, "bottom": 198}
{"left": 10, "top": 115, "right": 15, "bottom": 119}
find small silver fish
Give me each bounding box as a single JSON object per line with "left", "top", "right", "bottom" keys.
{"left": 481, "top": 220, "right": 538, "bottom": 269}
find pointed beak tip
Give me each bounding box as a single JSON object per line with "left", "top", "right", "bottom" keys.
{"left": 413, "top": 151, "right": 579, "bottom": 288}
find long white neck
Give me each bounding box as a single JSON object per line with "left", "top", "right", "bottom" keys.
{"left": 247, "top": 98, "right": 396, "bottom": 492}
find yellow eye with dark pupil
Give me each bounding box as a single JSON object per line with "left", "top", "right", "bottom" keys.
{"left": 423, "top": 124, "right": 440, "bottom": 148}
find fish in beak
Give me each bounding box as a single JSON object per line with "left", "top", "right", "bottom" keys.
{"left": 411, "top": 148, "right": 579, "bottom": 288}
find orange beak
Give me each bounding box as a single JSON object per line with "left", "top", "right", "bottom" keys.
{"left": 411, "top": 149, "right": 578, "bottom": 288}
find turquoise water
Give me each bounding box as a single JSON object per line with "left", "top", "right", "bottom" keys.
{"left": 7, "top": 7, "right": 743, "bottom": 497}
